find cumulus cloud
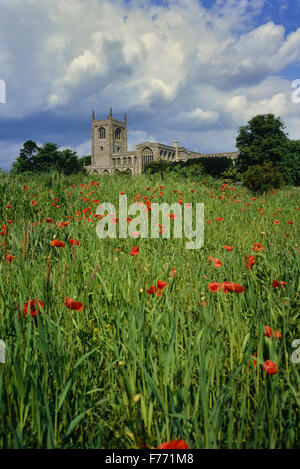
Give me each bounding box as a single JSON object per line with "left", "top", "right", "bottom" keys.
{"left": 0, "top": 0, "right": 300, "bottom": 168}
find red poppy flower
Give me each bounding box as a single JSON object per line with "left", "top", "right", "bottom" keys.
{"left": 262, "top": 360, "right": 278, "bottom": 375}
{"left": 265, "top": 325, "right": 272, "bottom": 337}
{"left": 64, "top": 297, "right": 84, "bottom": 311}
{"left": 46, "top": 218, "right": 52, "bottom": 223}
{"left": 158, "top": 439, "right": 189, "bottom": 449}
{"left": 208, "top": 257, "right": 222, "bottom": 267}
{"left": 146, "top": 286, "right": 160, "bottom": 296}
{"left": 23, "top": 299, "right": 44, "bottom": 317}
{"left": 272, "top": 280, "right": 287, "bottom": 288}
{"left": 274, "top": 220, "right": 280, "bottom": 225}
{"left": 51, "top": 240, "right": 65, "bottom": 247}
{"left": 222, "top": 282, "right": 245, "bottom": 293}
{"left": 31, "top": 200, "right": 37, "bottom": 206}
{"left": 288, "top": 220, "right": 294, "bottom": 225}
{"left": 169, "top": 268, "right": 176, "bottom": 278}
{"left": 246, "top": 255, "right": 255, "bottom": 269}
{"left": 208, "top": 282, "right": 221, "bottom": 292}
{"left": 147, "top": 281, "right": 167, "bottom": 296}
{"left": 6, "top": 255, "right": 16, "bottom": 262}
{"left": 69, "top": 239, "right": 80, "bottom": 246}
{"left": 224, "top": 245, "right": 234, "bottom": 251}
{"left": 157, "top": 280, "right": 167, "bottom": 291}
{"left": 59, "top": 222, "right": 69, "bottom": 227}
{"left": 252, "top": 243, "right": 264, "bottom": 252}
{"left": 265, "top": 325, "right": 282, "bottom": 339}
{"left": 129, "top": 246, "right": 139, "bottom": 256}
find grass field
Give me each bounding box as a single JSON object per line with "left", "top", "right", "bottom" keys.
{"left": 0, "top": 171, "right": 299, "bottom": 449}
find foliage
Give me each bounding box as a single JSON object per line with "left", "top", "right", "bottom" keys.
{"left": 144, "top": 157, "right": 232, "bottom": 180}
{"left": 235, "top": 114, "right": 300, "bottom": 186}
{"left": 242, "top": 162, "right": 285, "bottom": 193}
{"left": 78, "top": 155, "right": 91, "bottom": 170}
{"left": 191, "top": 157, "right": 233, "bottom": 177}
{"left": 221, "top": 166, "right": 242, "bottom": 183}
{"left": 11, "top": 141, "right": 83, "bottom": 175}
{"left": 236, "top": 114, "right": 289, "bottom": 172}
{"left": 0, "top": 171, "right": 299, "bottom": 448}
{"left": 280, "top": 140, "right": 300, "bottom": 186}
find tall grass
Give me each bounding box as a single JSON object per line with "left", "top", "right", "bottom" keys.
{"left": 0, "top": 171, "right": 299, "bottom": 448}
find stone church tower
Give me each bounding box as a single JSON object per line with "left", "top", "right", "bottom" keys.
{"left": 86, "top": 108, "right": 238, "bottom": 175}
{"left": 91, "top": 108, "right": 127, "bottom": 168}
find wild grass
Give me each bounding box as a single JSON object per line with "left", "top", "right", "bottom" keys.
{"left": 0, "top": 171, "right": 299, "bottom": 448}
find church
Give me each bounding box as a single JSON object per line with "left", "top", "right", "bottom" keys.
{"left": 86, "top": 108, "right": 238, "bottom": 175}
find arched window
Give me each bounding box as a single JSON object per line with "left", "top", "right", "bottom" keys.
{"left": 117, "top": 158, "right": 121, "bottom": 165}
{"left": 128, "top": 157, "right": 132, "bottom": 164}
{"left": 99, "top": 127, "right": 106, "bottom": 139}
{"left": 115, "top": 128, "right": 121, "bottom": 140}
{"left": 142, "top": 147, "right": 153, "bottom": 169}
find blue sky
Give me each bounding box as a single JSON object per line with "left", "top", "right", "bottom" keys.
{"left": 0, "top": 0, "right": 299, "bottom": 169}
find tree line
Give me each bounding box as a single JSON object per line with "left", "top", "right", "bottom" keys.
{"left": 11, "top": 141, "right": 91, "bottom": 175}
{"left": 10, "top": 114, "right": 300, "bottom": 191}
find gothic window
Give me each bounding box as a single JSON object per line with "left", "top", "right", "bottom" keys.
{"left": 142, "top": 147, "right": 154, "bottom": 168}
{"left": 99, "top": 127, "right": 106, "bottom": 139}
{"left": 112, "top": 158, "right": 116, "bottom": 166}
{"left": 117, "top": 158, "right": 121, "bottom": 165}
{"left": 128, "top": 157, "right": 132, "bottom": 164}
{"left": 115, "top": 128, "right": 121, "bottom": 140}
{"left": 123, "top": 157, "right": 127, "bottom": 165}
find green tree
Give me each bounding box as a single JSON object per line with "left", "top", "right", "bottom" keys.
{"left": 243, "top": 161, "right": 284, "bottom": 193}
{"left": 58, "top": 149, "right": 81, "bottom": 174}
{"left": 11, "top": 141, "right": 85, "bottom": 175}
{"left": 34, "top": 142, "right": 61, "bottom": 172}
{"left": 236, "top": 114, "right": 289, "bottom": 172}
{"left": 282, "top": 139, "right": 300, "bottom": 185}
{"left": 78, "top": 155, "right": 91, "bottom": 170}
{"left": 11, "top": 140, "right": 40, "bottom": 173}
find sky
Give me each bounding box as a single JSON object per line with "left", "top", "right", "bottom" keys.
{"left": 0, "top": 0, "right": 300, "bottom": 170}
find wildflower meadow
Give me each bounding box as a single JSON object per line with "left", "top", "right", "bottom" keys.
{"left": 0, "top": 171, "right": 299, "bottom": 449}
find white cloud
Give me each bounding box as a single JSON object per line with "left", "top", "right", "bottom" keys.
{"left": 0, "top": 0, "right": 299, "bottom": 162}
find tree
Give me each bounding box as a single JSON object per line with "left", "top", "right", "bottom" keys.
{"left": 243, "top": 161, "right": 284, "bottom": 193}
{"left": 78, "top": 155, "right": 91, "bottom": 170}
{"left": 235, "top": 114, "right": 289, "bottom": 172}
{"left": 58, "top": 149, "right": 81, "bottom": 174}
{"left": 11, "top": 141, "right": 85, "bottom": 175}
{"left": 11, "top": 140, "right": 40, "bottom": 173}
{"left": 143, "top": 159, "right": 172, "bottom": 181}
{"left": 283, "top": 140, "right": 300, "bottom": 186}
{"left": 34, "top": 143, "right": 61, "bottom": 172}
